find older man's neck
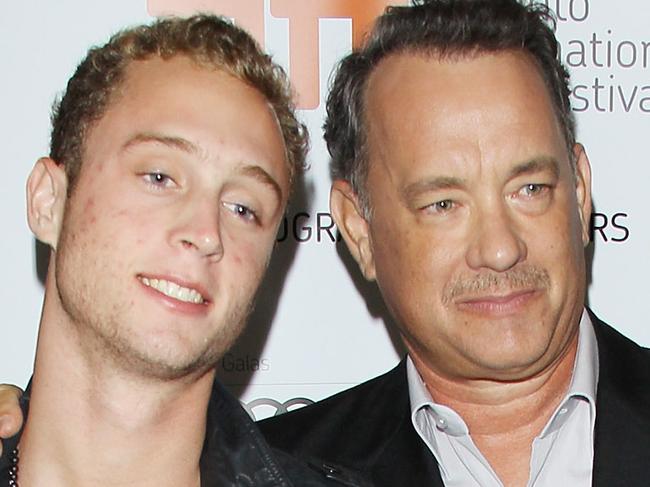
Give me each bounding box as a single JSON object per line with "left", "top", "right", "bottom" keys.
{"left": 409, "top": 331, "right": 579, "bottom": 487}
{"left": 17, "top": 314, "right": 214, "bottom": 487}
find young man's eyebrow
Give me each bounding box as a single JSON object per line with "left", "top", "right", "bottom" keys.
{"left": 240, "top": 164, "right": 284, "bottom": 202}
{"left": 120, "top": 132, "right": 199, "bottom": 154}
{"left": 120, "top": 133, "right": 284, "bottom": 200}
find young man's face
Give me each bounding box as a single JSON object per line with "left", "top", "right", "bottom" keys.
{"left": 50, "top": 56, "right": 289, "bottom": 380}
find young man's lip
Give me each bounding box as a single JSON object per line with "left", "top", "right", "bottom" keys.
{"left": 136, "top": 273, "right": 212, "bottom": 305}
{"left": 137, "top": 281, "right": 212, "bottom": 316}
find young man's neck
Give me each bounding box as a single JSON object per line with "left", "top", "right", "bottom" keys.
{"left": 18, "top": 296, "right": 215, "bottom": 487}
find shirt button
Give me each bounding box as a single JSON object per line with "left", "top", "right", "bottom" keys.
{"left": 436, "top": 416, "right": 448, "bottom": 431}
{"left": 559, "top": 407, "right": 568, "bottom": 415}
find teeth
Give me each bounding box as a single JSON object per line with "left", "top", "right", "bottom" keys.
{"left": 139, "top": 277, "right": 204, "bottom": 304}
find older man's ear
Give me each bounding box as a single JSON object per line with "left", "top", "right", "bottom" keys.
{"left": 330, "top": 180, "right": 377, "bottom": 282}
{"left": 0, "top": 385, "right": 24, "bottom": 456}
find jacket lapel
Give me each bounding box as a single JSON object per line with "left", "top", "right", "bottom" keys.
{"left": 367, "top": 360, "right": 445, "bottom": 487}
{"left": 591, "top": 313, "right": 650, "bottom": 487}
{"left": 370, "top": 410, "right": 444, "bottom": 486}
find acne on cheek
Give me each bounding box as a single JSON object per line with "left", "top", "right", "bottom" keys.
{"left": 109, "top": 207, "right": 144, "bottom": 225}
{"left": 76, "top": 198, "right": 97, "bottom": 225}
{"left": 230, "top": 247, "right": 267, "bottom": 274}
{"left": 231, "top": 253, "right": 262, "bottom": 268}
{"left": 84, "top": 197, "right": 94, "bottom": 212}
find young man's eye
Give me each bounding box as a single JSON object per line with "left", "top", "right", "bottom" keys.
{"left": 223, "top": 202, "right": 258, "bottom": 223}
{"left": 143, "top": 172, "right": 175, "bottom": 188}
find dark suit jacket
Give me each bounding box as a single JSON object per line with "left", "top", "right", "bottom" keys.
{"left": 259, "top": 312, "right": 650, "bottom": 486}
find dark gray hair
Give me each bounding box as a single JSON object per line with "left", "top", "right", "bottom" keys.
{"left": 324, "top": 0, "right": 575, "bottom": 215}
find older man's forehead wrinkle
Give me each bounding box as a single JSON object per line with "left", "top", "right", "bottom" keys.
{"left": 369, "top": 148, "right": 407, "bottom": 208}
{"left": 507, "top": 156, "right": 561, "bottom": 180}
{"left": 400, "top": 175, "right": 466, "bottom": 202}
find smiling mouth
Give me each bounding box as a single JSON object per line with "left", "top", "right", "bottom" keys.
{"left": 138, "top": 277, "right": 206, "bottom": 304}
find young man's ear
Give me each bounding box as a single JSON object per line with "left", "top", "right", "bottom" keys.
{"left": 572, "top": 143, "right": 593, "bottom": 247}
{"left": 26, "top": 157, "right": 68, "bottom": 250}
{"left": 330, "top": 180, "right": 376, "bottom": 281}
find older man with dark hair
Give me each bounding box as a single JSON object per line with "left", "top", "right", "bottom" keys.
{"left": 259, "top": 1, "right": 650, "bottom": 486}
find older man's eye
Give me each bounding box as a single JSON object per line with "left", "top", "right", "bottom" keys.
{"left": 422, "top": 199, "right": 454, "bottom": 214}
{"left": 520, "top": 183, "right": 550, "bottom": 197}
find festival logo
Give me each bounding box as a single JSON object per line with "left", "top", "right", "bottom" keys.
{"left": 148, "top": 0, "right": 400, "bottom": 109}
{"left": 242, "top": 397, "right": 315, "bottom": 420}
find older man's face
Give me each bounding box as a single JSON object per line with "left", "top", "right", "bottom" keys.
{"left": 341, "top": 51, "right": 591, "bottom": 381}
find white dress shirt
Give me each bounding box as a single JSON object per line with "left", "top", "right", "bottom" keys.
{"left": 407, "top": 310, "right": 599, "bottom": 486}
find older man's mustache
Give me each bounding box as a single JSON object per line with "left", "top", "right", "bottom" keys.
{"left": 442, "top": 265, "right": 551, "bottom": 305}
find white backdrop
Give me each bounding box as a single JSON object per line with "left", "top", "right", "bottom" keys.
{"left": 1, "top": 0, "right": 648, "bottom": 420}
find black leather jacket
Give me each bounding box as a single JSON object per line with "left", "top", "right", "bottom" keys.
{"left": 0, "top": 380, "right": 367, "bottom": 486}
{"left": 201, "top": 380, "right": 366, "bottom": 486}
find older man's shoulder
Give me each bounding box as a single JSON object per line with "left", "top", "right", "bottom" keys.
{"left": 258, "top": 359, "right": 409, "bottom": 461}
{"left": 592, "top": 312, "right": 650, "bottom": 407}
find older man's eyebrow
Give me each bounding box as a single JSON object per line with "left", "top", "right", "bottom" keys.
{"left": 240, "top": 164, "right": 284, "bottom": 202}
{"left": 400, "top": 157, "right": 561, "bottom": 201}
{"left": 120, "top": 132, "right": 199, "bottom": 154}
{"left": 401, "top": 175, "right": 466, "bottom": 202}
{"left": 508, "top": 156, "right": 560, "bottom": 180}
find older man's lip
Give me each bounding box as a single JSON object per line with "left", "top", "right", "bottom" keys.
{"left": 456, "top": 289, "right": 539, "bottom": 315}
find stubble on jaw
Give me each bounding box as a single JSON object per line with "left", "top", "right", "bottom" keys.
{"left": 57, "top": 270, "right": 254, "bottom": 382}
{"left": 52, "top": 215, "right": 256, "bottom": 383}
